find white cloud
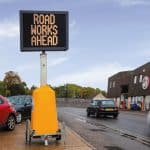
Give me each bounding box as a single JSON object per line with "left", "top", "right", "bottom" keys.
{"left": 47, "top": 57, "right": 68, "bottom": 67}
{"left": 70, "top": 20, "right": 76, "bottom": 28}
{"left": 0, "top": 0, "right": 16, "bottom": 3}
{"left": 137, "top": 49, "right": 150, "bottom": 57}
{"left": 114, "top": 0, "right": 150, "bottom": 6}
{"left": 0, "top": 20, "right": 19, "bottom": 38}
{"left": 16, "top": 57, "right": 68, "bottom": 72}
{"left": 134, "top": 42, "right": 150, "bottom": 57}
{"left": 16, "top": 63, "right": 39, "bottom": 72}
{"left": 93, "top": 0, "right": 150, "bottom": 6}
{"left": 69, "top": 20, "right": 79, "bottom": 37}
{"left": 50, "top": 62, "right": 133, "bottom": 90}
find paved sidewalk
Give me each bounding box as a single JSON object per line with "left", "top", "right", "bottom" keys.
{"left": 120, "top": 110, "right": 148, "bottom": 116}
{"left": 0, "top": 122, "right": 94, "bottom": 150}
{"left": 64, "top": 126, "right": 95, "bottom": 150}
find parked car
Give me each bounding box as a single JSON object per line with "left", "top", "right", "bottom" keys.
{"left": 87, "top": 99, "right": 119, "bottom": 119}
{"left": 7, "top": 95, "right": 32, "bottom": 123}
{"left": 0, "top": 95, "right": 17, "bottom": 130}
{"left": 147, "top": 111, "right": 150, "bottom": 127}
{"left": 130, "top": 103, "right": 141, "bottom": 111}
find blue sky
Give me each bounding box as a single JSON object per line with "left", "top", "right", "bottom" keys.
{"left": 0, "top": 0, "right": 150, "bottom": 91}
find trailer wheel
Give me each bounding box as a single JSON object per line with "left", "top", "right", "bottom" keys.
{"left": 56, "top": 134, "right": 61, "bottom": 141}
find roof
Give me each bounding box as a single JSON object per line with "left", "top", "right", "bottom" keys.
{"left": 108, "top": 62, "right": 150, "bottom": 79}
{"left": 134, "top": 62, "right": 150, "bottom": 71}
{"left": 109, "top": 71, "right": 132, "bottom": 80}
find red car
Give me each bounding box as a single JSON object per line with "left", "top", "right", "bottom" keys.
{"left": 0, "top": 95, "right": 17, "bottom": 130}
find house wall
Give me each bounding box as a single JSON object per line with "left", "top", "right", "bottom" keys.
{"left": 107, "top": 62, "right": 150, "bottom": 111}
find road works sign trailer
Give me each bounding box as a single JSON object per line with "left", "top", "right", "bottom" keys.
{"left": 25, "top": 86, "right": 65, "bottom": 145}
{"left": 20, "top": 10, "right": 68, "bottom": 145}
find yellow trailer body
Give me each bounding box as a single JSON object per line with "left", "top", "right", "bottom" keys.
{"left": 31, "top": 85, "right": 59, "bottom": 135}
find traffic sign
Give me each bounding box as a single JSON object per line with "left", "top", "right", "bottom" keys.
{"left": 20, "top": 10, "right": 68, "bottom": 51}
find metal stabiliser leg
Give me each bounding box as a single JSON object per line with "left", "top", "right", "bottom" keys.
{"left": 44, "top": 136, "right": 48, "bottom": 146}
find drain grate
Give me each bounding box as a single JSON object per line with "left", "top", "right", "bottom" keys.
{"left": 104, "top": 146, "right": 124, "bottom": 150}
{"left": 89, "top": 128, "right": 106, "bottom": 132}
{"left": 121, "top": 133, "right": 136, "bottom": 140}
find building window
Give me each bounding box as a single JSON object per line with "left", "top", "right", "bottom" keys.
{"left": 113, "top": 81, "right": 115, "bottom": 88}
{"left": 110, "top": 82, "right": 112, "bottom": 88}
{"left": 134, "top": 76, "right": 137, "bottom": 84}
{"left": 0, "top": 99, "right": 3, "bottom": 104}
{"left": 139, "top": 75, "right": 143, "bottom": 83}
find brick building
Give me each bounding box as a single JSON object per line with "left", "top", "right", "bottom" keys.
{"left": 107, "top": 62, "right": 150, "bottom": 111}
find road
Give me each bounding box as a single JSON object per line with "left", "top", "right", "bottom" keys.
{"left": 58, "top": 107, "right": 150, "bottom": 150}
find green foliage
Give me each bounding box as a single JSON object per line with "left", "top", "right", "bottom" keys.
{"left": 54, "top": 85, "right": 67, "bottom": 98}
{"left": 30, "top": 85, "right": 37, "bottom": 95}
{"left": 8, "top": 83, "right": 26, "bottom": 96}
{"left": 0, "top": 81, "right": 7, "bottom": 96}
{"left": 53, "top": 83, "right": 106, "bottom": 99}
{"left": 0, "top": 71, "right": 107, "bottom": 98}
{"left": 0, "top": 80, "right": 32, "bottom": 97}
{"left": 101, "top": 90, "right": 107, "bottom": 97}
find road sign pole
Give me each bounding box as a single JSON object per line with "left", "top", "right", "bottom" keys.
{"left": 40, "top": 51, "right": 47, "bottom": 86}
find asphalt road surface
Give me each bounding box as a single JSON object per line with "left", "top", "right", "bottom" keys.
{"left": 58, "top": 107, "right": 150, "bottom": 150}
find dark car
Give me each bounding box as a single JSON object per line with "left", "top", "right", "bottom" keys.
{"left": 147, "top": 111, "right": 150, "bottom": 127}
{"left": 7, "top": 95, "right": 32, "bottom": 123}
{"left": 87, "top": 99, "right": 119, "bottom": 119}
{"left": 0, "top": 95, "right": 17, "bottom": 130}
{"left": 130, "top": 103, "right": 141, "bottom": 111}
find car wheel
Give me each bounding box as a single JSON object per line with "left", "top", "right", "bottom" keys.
{"left": 6, "top": 115, "right": 15, "bottom": 131}
{"left": 95, "top": 111, "right": 99, "bottom": 118}
{"left": 113, "top": 114, "right": 118, "bottom": 119}
{"left": 16, "top": 112, "right": 22, "bottom": 123}
{"left": 87, "top": 111, "right": 90, "bottom": 117}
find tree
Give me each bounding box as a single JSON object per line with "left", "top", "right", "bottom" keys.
{"left": 30, "top": 85, "right": 37, "bottom": 95}
{"left": 0, "top": 81, "right": 7, "bottom": 96}
{"left": 101, "top": 90, "right": 107, "bottom": 97}
{"left": 8, "top": 83, "right": 26, "bottom": 96}
{"left": 54, "top": 85, "right": 66, "bottom": 98}
{"left": 2, "top": 71, "right": 31, "bottom": 96}
{"left": 53, "top": 83, "right": 106, "bottom": 99}
{"left": 3, "top": 71, "right": 22, "bottom": 89}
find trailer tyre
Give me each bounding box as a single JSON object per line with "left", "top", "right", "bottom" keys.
{"left": 56, "top": 135, "right": 61, "bottom": 141}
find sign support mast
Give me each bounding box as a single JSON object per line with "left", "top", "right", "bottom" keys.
{"left": 40, "top": 51, "right": 47, "bottom": 86}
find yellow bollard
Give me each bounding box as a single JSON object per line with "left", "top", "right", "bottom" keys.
{"left": 31, "top": 85, "right": 59, "bottom": 135}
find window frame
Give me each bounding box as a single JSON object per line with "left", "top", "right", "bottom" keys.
{"left": 139, "top": 75, "right": 143, "bottom": 83}
{"left": 0, "top": 98, "right": 4, "bottom": 105}
{"left": 110, "top": 81, "right": 112, "bottom": 88}
{"left": 134, "top": 76, "right": 137, "bottom": 84}
{"left": 113, "top": 81, "right": 116, "bottom": 88}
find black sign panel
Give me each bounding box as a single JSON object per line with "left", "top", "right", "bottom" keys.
{"left": 20, "top": 10, "right": 69, "bottom": 51}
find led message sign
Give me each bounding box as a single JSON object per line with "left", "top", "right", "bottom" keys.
{"left": 20, "top": 11, "right": 68, "bottom": 51}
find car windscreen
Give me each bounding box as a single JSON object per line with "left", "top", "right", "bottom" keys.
{"left": 101, "top": 100, "right": 115, "bottom": 106}
{"left": 8, "top": 96, "right": 32, "bottom": 105}
{"left": 8, "top": 96, "right": 23, "bottom": 105}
